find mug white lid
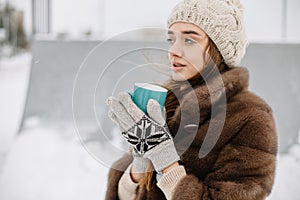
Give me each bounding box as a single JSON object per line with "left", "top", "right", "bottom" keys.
{"left": 134, "top": 82, "right": 167, "bottom": 92}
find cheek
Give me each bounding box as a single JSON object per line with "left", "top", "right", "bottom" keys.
{"left": 186, "top": 49, "right": 205, "bottom": 69}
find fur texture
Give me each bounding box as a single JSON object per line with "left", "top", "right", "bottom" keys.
{"left": 105, "top": 67, "right": 277, "bottom": 200}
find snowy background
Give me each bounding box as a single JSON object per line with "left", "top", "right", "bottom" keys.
{"left": 1, "top": 0, "right": 300, "bottom": 199}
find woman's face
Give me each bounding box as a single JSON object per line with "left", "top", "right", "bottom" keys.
{"left": 167, "top": 22, "right": 210, "bottom": 81}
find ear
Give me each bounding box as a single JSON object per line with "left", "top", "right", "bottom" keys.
{"left": 204, "top": 45, "right": 211, "bottom": 65}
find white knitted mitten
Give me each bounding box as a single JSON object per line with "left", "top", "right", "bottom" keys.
{"left": 107, "top": 92, "right": 179, "bottom": 172}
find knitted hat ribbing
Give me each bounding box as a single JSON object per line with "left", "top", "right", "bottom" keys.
{"left": 167, "top": 0, "right": 248, "bottom": 67}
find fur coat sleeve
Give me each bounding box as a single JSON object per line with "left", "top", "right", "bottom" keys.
{"left": 172, "top": 105, "right": 277, "bottom": 200}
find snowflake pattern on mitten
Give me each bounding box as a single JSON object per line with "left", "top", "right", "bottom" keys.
{"left": 122, "top": 115, "right": 171, "bottom": 155}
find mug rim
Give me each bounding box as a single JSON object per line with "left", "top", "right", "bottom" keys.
{"left": 134, "top": 82, "right": 167, "bottom": 92}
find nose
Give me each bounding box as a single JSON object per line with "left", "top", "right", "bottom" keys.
{"left": 169, "top": 41, "right": 183, "bottom": 58}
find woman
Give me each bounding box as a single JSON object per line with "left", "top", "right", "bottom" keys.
{"left": 105, "top": 0, "right": 277, "bottom": 199}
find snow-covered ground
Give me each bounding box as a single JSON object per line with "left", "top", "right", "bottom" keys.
{"left": 0, "top": 52, "right": 31, "bottom": 172}
{"left": 269, "top": 142, "right": 300, "bottom": 199}
{"left": 0, "top": 52, "right": 299, "bottom": 200}
{"left": 0, "top": 125, "right": 109, "bottom": 200}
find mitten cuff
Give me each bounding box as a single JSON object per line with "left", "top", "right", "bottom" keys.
{"left": 132, "top": 156, "right": 151, "bottom": 173}
{"left": 144, "top": 140, "right": 180, "bottom": 172}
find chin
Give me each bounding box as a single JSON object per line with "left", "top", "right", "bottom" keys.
{"left": 173, "top": 70, "right": 203, "bottom": 82}
{"left": 172, "top": 73, "right": 188, "bottom": 82}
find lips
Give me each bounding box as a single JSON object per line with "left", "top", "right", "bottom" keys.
{"left": 172, "top": 62, "right": 186, "bottom": 71}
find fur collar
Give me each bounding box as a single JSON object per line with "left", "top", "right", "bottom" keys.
{"left": 169, "top": 67, "right": 250, "bottom": 135}
{"left": 181, "top": 66, "right": 249, "bottom": 108}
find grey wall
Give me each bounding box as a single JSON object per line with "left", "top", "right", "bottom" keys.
{"left": 20, "top": 40, "right": 300, "bottom": 152}
{"left": 21, "top": 40, "right": 98, "bottom": 123}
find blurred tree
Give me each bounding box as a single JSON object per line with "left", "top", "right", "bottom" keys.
{"left": 0, "top": 3, "right": 28, "bottom": 49}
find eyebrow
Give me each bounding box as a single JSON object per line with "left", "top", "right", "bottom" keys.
{"left": 168, "top": 30, "right": 201, "bottom": 36}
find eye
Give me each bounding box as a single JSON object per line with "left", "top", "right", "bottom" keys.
{"left": 185, "top": 38, "right": 195, "bottom": 45}
{"left": 166, "top": 38, "right": 175, "bottom": 45}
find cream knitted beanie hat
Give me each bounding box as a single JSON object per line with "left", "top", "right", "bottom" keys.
{"left": 167, "top": 0, "right": 248, "bottom": 67}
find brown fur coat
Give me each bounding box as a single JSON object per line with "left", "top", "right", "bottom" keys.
{"left": 105, "top": 67, "right": 277, "bottom": 200}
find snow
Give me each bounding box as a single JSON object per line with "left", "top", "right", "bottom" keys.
{"left": 0, "top": 52, "right": 299, "bottom": 199}
{"left": 269, "top": 143, "right": 300, "bottom": 199}
{"left": 0, "top": 125, "right": 108, "bottom": 200}
{"left": 0, "top": 52, "right": 31, "bottom": 172}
